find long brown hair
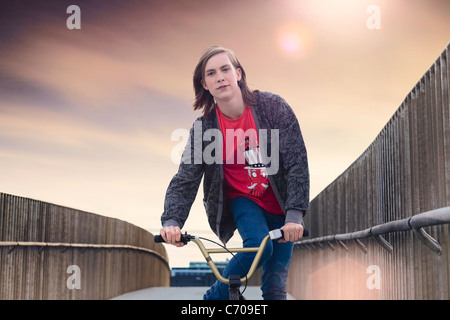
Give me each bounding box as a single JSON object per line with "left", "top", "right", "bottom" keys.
{"left": 193, "top": 46, "right": 255, "bottom": 119}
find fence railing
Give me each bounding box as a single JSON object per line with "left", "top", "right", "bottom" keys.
{"left": 287, "top": 43, "right": 450, "bottom": 299}
{"left": 296, "top": 206, "right": 450, "bottom": 255}
{"left": 0, "top": 192, "right": 170, "bottom": 299}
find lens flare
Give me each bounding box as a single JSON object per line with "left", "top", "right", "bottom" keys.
{"left": 277, "top": 23, "right": 312, "bottom": 59}
{"left": 280, "top": 32, "right": 302, "bottom": 53}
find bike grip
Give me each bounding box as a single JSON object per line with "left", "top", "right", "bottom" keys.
{"left": 269, "top": 229, "right": 284, "bottom": 240}
{"left": 269, "top": 227, "right": 309, "bottom": 240}
{"left": 154, "top": 235, "right": 165, "bottom": 243}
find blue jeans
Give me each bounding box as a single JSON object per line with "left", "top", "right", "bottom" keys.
{"left": 203, "top": 197, "right": 294, "bottom": 300}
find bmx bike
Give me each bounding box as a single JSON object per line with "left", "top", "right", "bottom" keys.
{"left": 154, "top": 229, "right": 288, "bottom": 300}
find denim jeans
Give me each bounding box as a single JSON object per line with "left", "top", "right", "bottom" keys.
{"left": 203, "top": 197, "right": 294, "bottom": 300}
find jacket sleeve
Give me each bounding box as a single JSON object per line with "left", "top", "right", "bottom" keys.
{"left": 161, "top": 121, "right": 204, "bottom": 229}
{"left": 274, "top": 95, "right": 310, "bottom": 220}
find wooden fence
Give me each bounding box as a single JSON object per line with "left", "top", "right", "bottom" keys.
{"left": 0, "top": 192, "right": 170, "bottom": 299}
{"left": 288, "top": 43, "right": 450, "bottom": 299}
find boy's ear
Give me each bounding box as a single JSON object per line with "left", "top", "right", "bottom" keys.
{"left": 236, "top": 67, "right": 242, "bottom": 81}
{"left": 201, "top": 79, "right": 209, "bottom": 91}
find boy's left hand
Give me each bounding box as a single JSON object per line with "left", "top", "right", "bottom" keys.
{"left": 279, "top": 222, "right": 304, "bottom": 243}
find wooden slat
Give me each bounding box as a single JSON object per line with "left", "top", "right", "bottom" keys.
{"left": 0, "top": 193, "right": 170, "bottom": 300}
{"left": 288, "top": 43, "right": 450, "bottom": 300}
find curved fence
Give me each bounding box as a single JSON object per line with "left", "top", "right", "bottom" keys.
{"left": 0, "top": 192, "right": 170, "bottom": 299}
{"left": 288, "top": 43, "right": 450, "bottom": 299}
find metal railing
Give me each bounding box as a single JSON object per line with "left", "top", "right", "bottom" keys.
{"left": 296, "top": 206, "right": 450, "bottom": 255}
{"left": 0, "top": 240, "right": 169, "bottom": 267}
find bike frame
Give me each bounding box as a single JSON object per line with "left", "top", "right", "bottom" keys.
{"left": 153, "top": 229, "right": 289, "bottom": 299}
{"left": 190, "top": 234, "right": 271, "bottom": 285}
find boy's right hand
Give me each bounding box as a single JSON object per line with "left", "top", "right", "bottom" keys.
{"left": 160, "top": 226, "right": 185, "bottom": 247}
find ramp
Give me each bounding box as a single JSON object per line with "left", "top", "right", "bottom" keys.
{"left": 112, "top": 286, "right": 294, "bottom": 300}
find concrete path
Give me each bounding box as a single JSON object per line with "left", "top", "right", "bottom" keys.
{"left": 112, "top": 286, "right": 294, "bottom": 300}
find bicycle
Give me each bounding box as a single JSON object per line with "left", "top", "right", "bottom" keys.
{"left": 154, "top": 229, "right": 289, "bottom": 300}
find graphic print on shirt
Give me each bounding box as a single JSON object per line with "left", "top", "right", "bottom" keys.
{"left": 239, "top": 136, "right": 269, "bottom": 197}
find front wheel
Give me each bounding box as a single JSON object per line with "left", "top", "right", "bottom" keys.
{"left": 229, "top": 287, "right": 240, "bottom": 300}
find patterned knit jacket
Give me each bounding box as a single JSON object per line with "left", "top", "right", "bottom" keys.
{"left": 161, "top": 90, "right": 310, "bottom": 244}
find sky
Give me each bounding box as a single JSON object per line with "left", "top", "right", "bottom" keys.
{"left": 1, "top": 0, "right": 449, "bottom": 267}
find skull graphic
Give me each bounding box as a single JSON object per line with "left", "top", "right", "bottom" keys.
{"left": 240, "top": 136, "right": 269, "bottom": 197}
{"left": 247, "top": 167, "right": 269, "bottom": 196}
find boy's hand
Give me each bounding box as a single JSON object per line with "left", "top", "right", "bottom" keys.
{"left": 279, "top": 222, "right": 304, "bottom": 243}
{"left": 160, "top": 226, "right": 185, "bottom": 247}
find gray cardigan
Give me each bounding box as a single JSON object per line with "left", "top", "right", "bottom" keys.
{"left": 161, "top": 90, "right": 309, "bottom": 244}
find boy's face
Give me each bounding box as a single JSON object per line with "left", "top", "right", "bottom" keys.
{"left": 201, "top": 52, "right": 242, "bottom": 102}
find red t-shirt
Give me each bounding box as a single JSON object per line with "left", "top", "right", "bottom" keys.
{"left": 216, "top": 106, "right": 283, "bottom": 215}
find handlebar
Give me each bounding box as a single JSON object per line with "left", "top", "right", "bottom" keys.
{"left": 154, "top": 227, "right": 308, "bottom": 244}
{"left": 153, "top": 227, "right": 308, "bottom": 285}
{"left": 153, "top": 230, "right": 286, "bottom": 244}
{"left": 154, "top": 232, "right": 195, "bottom": 245}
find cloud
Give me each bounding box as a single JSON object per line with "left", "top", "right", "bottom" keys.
{"left": 1, "top": 1, "right": 450, "bottom": 267}
{"left": 0, "top": 99, "right": 185, "bottom": 224}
